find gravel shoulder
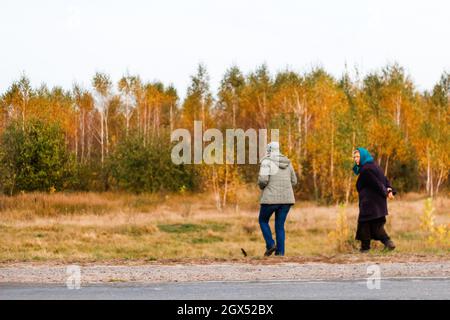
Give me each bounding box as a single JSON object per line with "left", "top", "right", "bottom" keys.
{"left": 1, "top": 260, "right": 449, "bottom": 284}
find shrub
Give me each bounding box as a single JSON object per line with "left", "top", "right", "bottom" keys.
{"left": 109, "top": 132, "right": 197, "bottom": 193}
{"left": 420, "top": 197, "right": 450, "bottom": 246}
{"left": 328, "top": 203, "right": 355, "bottom": 252}
{"left": 0, "top": 118, "right": 74, "bottom": 195}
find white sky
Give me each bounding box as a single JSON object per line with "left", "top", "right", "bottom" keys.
{"left": 1, "top": 0, "right": 449, "bottom": 99}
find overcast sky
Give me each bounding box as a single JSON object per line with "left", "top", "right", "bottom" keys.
{"left": 1, "top": 0, "right": 449, "bottom": 99}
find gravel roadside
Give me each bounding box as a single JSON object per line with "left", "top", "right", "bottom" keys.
{"left": 1, "top": 261, "right": 449, "bottom": 284}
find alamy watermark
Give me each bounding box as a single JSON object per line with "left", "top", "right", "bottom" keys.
{"left": 66, "top": 265, "right": 81, "bottom": 289}
{"left": 366, "top": 264, "right": 381, "bottom": 290}
{"left": 171, "top": 121, "right": 279, "bottom": 165}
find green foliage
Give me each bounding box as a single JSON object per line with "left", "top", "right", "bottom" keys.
{"left": 0, "top": 118, "right": 74, "bottom": 194}
{"left": 158, "top": 223, "right": 205, "bottom": 233}
{"left": 65, "top": 161, "right": 104, "bottom": 192}
{"left": 109, "top": 132, "right": 197, "bottom": 193}
{"left": 191, "top": 235, "right": 223, "bottom": 244}
{"left": 389, "top": 158, "right": 420, "bottom": 193}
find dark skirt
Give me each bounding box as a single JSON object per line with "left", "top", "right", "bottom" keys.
{"left": 355, "top": 217, "right": 390, "bottom": 241}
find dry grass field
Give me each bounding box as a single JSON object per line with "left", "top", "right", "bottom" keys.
{"left": 0, "top": 188, "right": 449, "bottom": 264}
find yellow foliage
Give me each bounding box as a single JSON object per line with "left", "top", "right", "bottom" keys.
{"left": 328, "top": 203, "right": 352, "bottom": 252}
{"left": 420, "top": 197, "right": 450, "bottom": 247}
{"left": 420, "top": 197, "right": 435, "bottom": 233}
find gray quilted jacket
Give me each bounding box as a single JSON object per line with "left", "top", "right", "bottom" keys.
{"left": 258, "top": 153, "right": 297, "bottom": 204}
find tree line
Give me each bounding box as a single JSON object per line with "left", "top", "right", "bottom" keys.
{"left": 0, "top": 64, "right": 448, "bottom": 205}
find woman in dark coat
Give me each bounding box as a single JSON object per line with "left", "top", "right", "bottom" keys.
{"left": 352, "top": 147, "right": 396, "bottom": 252}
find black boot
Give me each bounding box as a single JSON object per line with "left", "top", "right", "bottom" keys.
{"left": 360, "top": 240, "right": 371, "bottom": 253}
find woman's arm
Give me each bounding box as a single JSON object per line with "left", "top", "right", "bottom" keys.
{"left": 290, "top": 163, "right": 298, "bottom": 187}
{"left": 361, "top": 167, "right": 388, "bottom": 197}
{"left": 385, "top": 177, "right": 397, "bottom": 195}
{"left": 258, "top": 159, "right": 271, "bottom": 189}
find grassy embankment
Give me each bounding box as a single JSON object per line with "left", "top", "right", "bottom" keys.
{"left": 0, "top": 188, "right": 449, "bottom": 264}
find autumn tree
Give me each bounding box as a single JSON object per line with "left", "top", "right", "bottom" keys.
{"left": 181, "top": 64, "right": 213, "bottom": 129}
{"left": 92, "top": 72, "right": 113, "bottom": 165}
{"left": 118, "top": 74, "right": 137, "bottom": 137}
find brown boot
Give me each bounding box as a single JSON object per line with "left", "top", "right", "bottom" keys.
{"left": 264, "top": 245, "right": 276, "bottom": 257}
{"left": 383, "top": 239, "right": 396, "bottom": 251}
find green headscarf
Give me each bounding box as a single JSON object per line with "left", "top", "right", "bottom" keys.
{"left": 352, "top": 147, "right": 374, "bottom": 175}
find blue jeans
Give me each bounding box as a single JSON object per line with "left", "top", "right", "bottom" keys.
{"left": 258, "top": 204, "right": 292, "bottom": 256}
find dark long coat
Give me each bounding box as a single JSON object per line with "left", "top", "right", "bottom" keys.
{"left": 356, "top": 162, "right": 396, "bottom": 222}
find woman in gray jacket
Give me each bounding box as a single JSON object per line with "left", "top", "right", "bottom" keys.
{"left": 258, "top": 142, "right": 297, "bottom": 256}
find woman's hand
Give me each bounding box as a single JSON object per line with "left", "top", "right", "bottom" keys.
{"left": 387, "top": 188, "right": 395, "bottom": 200}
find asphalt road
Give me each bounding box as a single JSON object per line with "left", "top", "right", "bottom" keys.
{"left": 1, "top": 278, "right": 449, "bottom": 300}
